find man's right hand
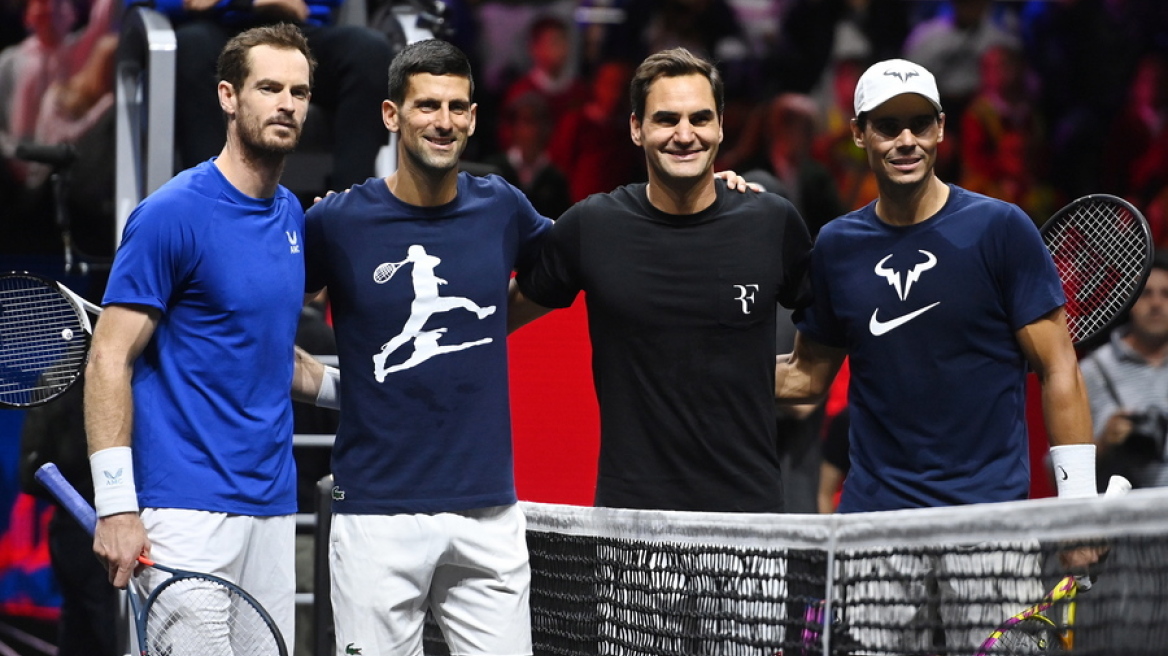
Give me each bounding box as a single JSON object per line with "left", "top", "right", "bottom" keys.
{"left": 1101, "top": 411, "right": 1134, "bottom": 449}
{"left": 94, "top": 512, "right": 151, "bottom": 588}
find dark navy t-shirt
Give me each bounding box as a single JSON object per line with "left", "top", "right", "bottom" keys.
{"left": 305, "top": 173, "right": 550, "bottom": 514}
{"left": 797, "top": 185, "right": 1065, "bottom": 512}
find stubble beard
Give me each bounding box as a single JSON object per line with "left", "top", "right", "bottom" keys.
{"left": 404, "top": 136, "right": 463, "bottom": 177}
{"left": 238, "top": 114, "right": 301, "bottom": 162}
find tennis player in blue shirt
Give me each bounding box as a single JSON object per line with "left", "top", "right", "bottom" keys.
{"left": 85, "top": 25, "right": 326, "bottom": 644}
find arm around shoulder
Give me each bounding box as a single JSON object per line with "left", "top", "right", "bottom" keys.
{"left": 292, "top": 344, "right": 339, "bottom": 409}
{"left": 508, "top": 278, "right": 555, "bottom": 334}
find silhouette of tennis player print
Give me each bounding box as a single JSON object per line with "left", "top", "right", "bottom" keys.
{"left": 372, "top": 245, "right": 496, "bottom": 381}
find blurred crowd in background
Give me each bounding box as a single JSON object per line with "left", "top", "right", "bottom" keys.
{"left": 3, "top": 0, "right": 1168, "bottom": 260}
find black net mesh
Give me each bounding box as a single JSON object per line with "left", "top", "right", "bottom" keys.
{"left": 420, "top": 491, "right": 1168, "bottom": 656}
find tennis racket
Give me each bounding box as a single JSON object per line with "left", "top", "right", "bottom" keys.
{"left": 34, "top": 463, "right": 288, "bottom": 656}
{"left": 1040, "top": 194, "right": 1154, "bottom": 348}
{"left": 0, "top": 271, "right": 102, "bottom": 408}
{"left": 373, "top": 259, "right": 408, "bottom": 284}
{"left": 977, "top": 575, "right": 1076, "bottom": 654}
{"left": 976, "top": 475, "right": 1132, "bottom": 655}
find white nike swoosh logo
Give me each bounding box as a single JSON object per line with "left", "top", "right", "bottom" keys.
{"left": 869, "top": 302, "right": 941, "bottom": 336}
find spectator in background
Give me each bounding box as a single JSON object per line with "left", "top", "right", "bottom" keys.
{"left": 1103, "top": 53, "right": 1168, "bottom": 203}
{"left": 729, "top": 92, "right": 844, "bottom": 238}
{"left": 499, "top": 14, "right": 588, "bottom": 153}
{"left": 1022, "top": 0, "right": 1145, "bottom": 200}
{"left": 959, "top": 43, "right": 1056, "bottom": 224}
{"left": 485, "top": 91, "right": 572, "bottom": 219}
{"left": 1104, "top": 51, "right": 1168, "bottom": 237}
{"left": 549, "top": 58, "right": 644, "bottom": 203}
{"left": 596, "top": 0, "right": 745, "bottom": 66}
{"left": 768, "top": 0, "right": 909, "bottom": 97}
{"left": 0, "top": 0, "right": 117, "bottom": 254}
{"left": 813, "top": 56, "right": 879, "bottom": 211}
{"left": 903, "top": 0, "right": 1019, "bottom": 116}
{"left": 903, "top": 0, "right": 1019, "bottom": 180}
{"left": 1081, "top": 252, "right": 1168, "bottom": 489}
{"left": 164, "top": 0, "right": 393, "bottom": 192}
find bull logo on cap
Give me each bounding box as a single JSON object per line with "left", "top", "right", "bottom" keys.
{"left": 884, "top": 70, "right": 919, "bottom": 83}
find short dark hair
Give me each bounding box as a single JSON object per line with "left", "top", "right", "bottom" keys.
{"left": 387, "top": 39, "right": 474, "bottom": 105}
{"left": 218, "top": 23, "right": 316, "bottom": 93}
{"left": 629, "top": 48, "right": 723, "bottom": 121}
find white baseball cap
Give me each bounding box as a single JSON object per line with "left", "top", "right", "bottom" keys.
{"left": 853, "top": 59, "right": 943, "bottom": 116}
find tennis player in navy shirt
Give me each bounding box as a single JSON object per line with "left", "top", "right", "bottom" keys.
{"left": 301, "top": 39, "right": 549, "bottom": 656}
{"left": 775, "top": 58, "right": 1101, "bottom": 653}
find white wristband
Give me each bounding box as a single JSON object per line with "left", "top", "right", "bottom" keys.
{"left": 1049, "top": 444, "right": 1097, "bottom": 499}
{"left": 315, "top": 365, "right": 340, "bottom": 410}
{"left": 90, "top": 447, "right": 139, "bottom": 517}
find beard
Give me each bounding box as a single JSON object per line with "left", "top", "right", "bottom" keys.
{"left": 236, "top": 112, "right": 302, "bottom": 159}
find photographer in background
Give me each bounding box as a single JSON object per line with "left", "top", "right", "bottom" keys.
{"left": 1081, "top": 250, "right": 1168, "bottom": 488}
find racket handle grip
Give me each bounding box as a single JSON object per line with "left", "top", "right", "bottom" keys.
{"left": 1075, "top": 475, "right": 1133, "bottom": 591}
{"left": 34, "top": 463, "right": 98, "bottom": 535}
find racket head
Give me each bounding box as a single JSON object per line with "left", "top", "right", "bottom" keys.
{"left": 985, "top": 615, "right": 1066, "bottom": 653}
{"left": 373, "top": 261, "right": 402, "bottom": 284}
{"left": 0, "top": 271, "right": 93, "bottom": 408}
{"left": 141, "top": 567, "right": 289, "bottom": 656}
{"left": 1040, "top": 194, "right": 1154, "bottom": 349}
{"left": 977, "top": 576, "right": 1077, "bottom": 655}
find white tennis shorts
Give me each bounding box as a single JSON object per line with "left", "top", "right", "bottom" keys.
{"left": 137, "top": 508, "right": 296, "bottom": 647}
{"left": 330, "top": 503, "right": 532, "bottom": 656}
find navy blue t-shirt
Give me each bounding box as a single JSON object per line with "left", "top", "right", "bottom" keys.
{"left": 796, "top": 186, "right": 1064, "bottom": 512}
{"left": 305, "top": 173, "right": 551, "bottom": 514}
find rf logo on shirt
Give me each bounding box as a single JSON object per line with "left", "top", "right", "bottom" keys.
{"left": 734, "top": 284, "right": 760, "bottom": 314}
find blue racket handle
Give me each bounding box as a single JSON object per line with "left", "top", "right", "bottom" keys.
{"left": 35, "top": 462, "right": 98, "bottom": 535}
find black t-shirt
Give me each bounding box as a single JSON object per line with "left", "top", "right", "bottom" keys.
{"left": 518, "top": 181, "right": 812, "bottom": 512}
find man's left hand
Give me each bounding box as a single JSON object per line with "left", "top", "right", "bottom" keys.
{"left": 714, "top": 170, "right": 764, "bottom": 193}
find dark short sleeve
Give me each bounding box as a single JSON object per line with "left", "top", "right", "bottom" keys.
{"left": 516, "top": 204, "right": 584, "bottom": 309}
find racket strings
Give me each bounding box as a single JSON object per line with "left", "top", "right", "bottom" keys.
{"left": 990, "top": 616, "right": 1065, "bottom": 653}
{"left": 147, "top": 577, "right": 282, "bottom": 655}
{"left": 1043, "top": 200, "right": 1151, "bottom": 344}
{"left": 0, "top": 277, "right": 88, "bottom": 405}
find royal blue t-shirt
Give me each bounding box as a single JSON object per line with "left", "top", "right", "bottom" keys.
{"left": 103, "top": 160, "right": 304, "bottom": 515}
{"left": 304, "top": 173, "right": 551, "bottom": 514}
{"left": 796, "top": 186, "right": 1064, "bottom": 512}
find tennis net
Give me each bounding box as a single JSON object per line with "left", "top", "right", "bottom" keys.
{"left": 428, "top": 488, "right": 1168, "bottom": 656}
